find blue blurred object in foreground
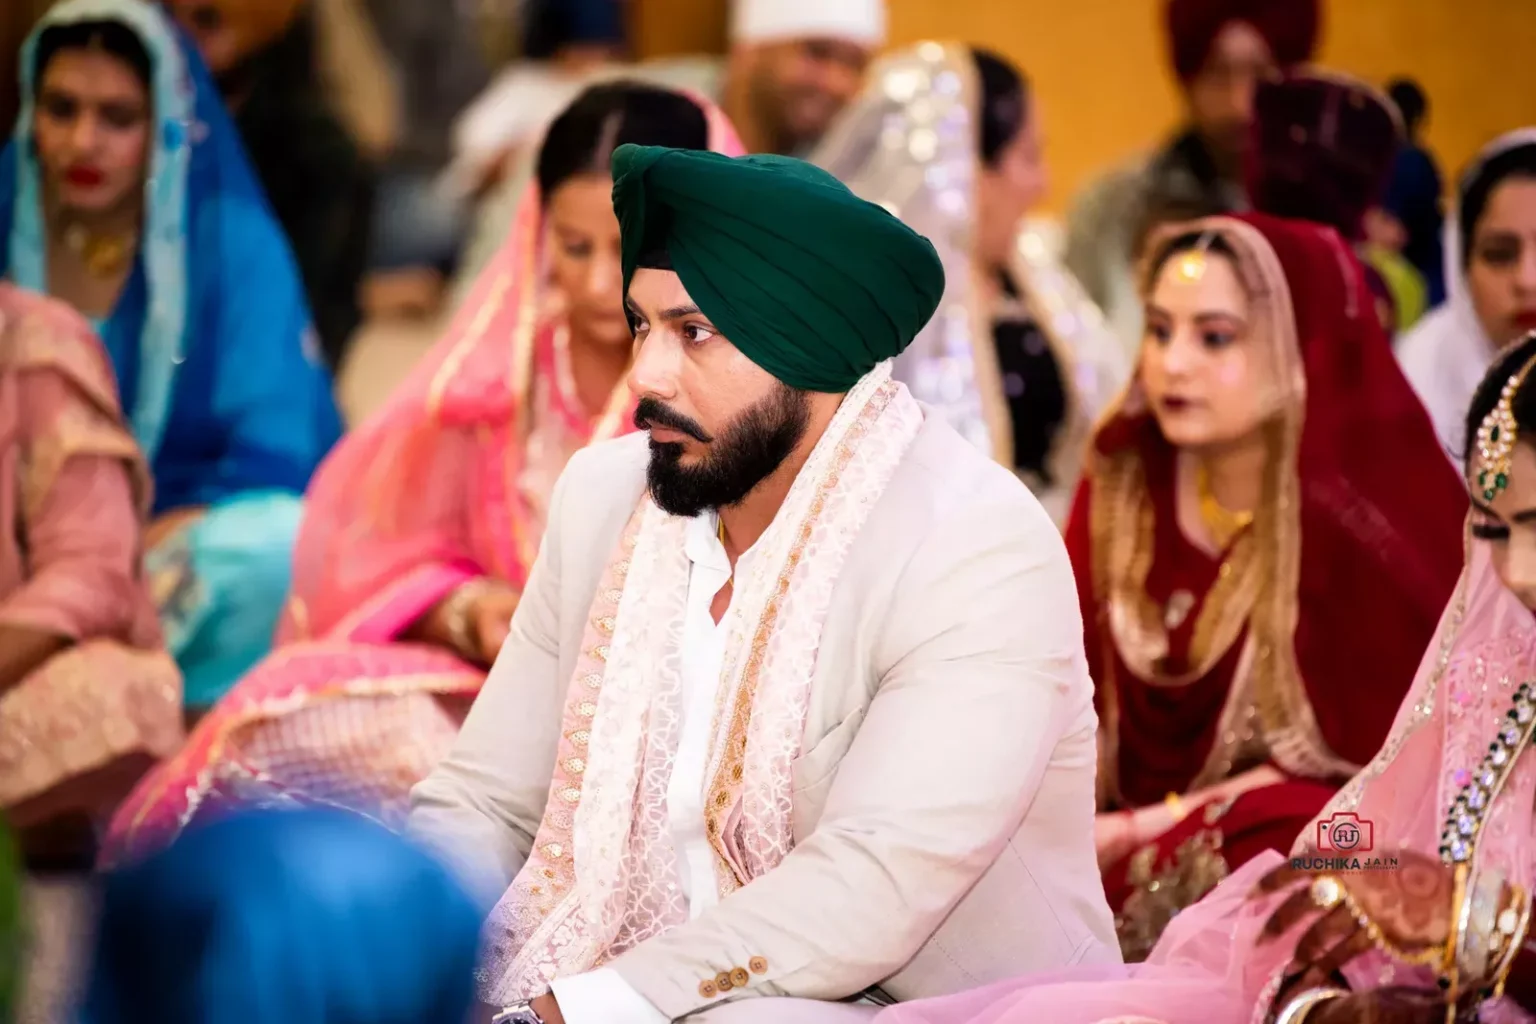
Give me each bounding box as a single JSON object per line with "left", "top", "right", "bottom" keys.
{"left": 82, "top": 810, "right": 481, "bottom": 1024}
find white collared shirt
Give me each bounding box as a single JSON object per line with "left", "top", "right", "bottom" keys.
{"left": 550, "top": 512, "right": 740, "bottom": 1023}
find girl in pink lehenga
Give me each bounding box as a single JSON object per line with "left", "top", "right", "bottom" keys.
{"left": 101, "top": 84, "right": 744, "bottom": 865}
{"left": 0, "top": 283, "right": 180, "bottom": 850}
{"left": 881, "top": 333, "right": 1536, "bottom": 1023}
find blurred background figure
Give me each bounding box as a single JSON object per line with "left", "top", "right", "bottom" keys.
{"left": 0, "top": 284, "right": 181, "bottom": 869}
{"left": 523, "top": 0, "right": 628, "bottom": 71}
{"left": 1, "top": 0, "right": 342, "bottom": 711}
{"left": 352, "top": 0, "right": 489, "bottom": 320}
{"left": 165, "top": 0, "right": 374, "bottom": 370}
{"left": 1063, "top": 0, "right": 1320, "bottom": 352}
{"left": 1374, "top": 76, "right": 1446, "bottom": 308}
{"left": 814, "top": 42, "right": 1127, "bottom": 523}
{"left": 1081, "top": 216, "right": 1464, "bottom": 959}
{"left": 1244, "top": 70, "right": 1412, "bottom": 334}
{"left": 81, "top": 811, "right": 481, "bottom": 1024}
{"left": 1399, "top": 130, "right": 1536, "bottom": 459}
{"left": 448, "top": 0, "right": 883, "bottom": 302}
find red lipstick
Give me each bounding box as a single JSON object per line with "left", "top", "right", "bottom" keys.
{"left": 64, "top": 166, "right": 104, "bottom": 188}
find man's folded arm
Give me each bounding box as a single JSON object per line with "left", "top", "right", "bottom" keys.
{"left": 606, "top": 497, "right": 1088, "bottom": 1020}
{"left": 407, "top": 459, "right": 575, "bottom": 907}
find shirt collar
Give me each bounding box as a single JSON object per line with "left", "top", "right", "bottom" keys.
{"left": 683, "top": 510, "right": 732, "bottom": 572}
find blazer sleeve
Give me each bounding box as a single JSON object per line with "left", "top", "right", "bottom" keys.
{"left": 607, "top": 492, "right": 1090, "bottom": 1019}
{"left": 406, "top": 457, "right": 573, "bottom": 907}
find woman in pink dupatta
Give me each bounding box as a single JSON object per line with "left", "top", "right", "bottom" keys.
{"left": 876, "top": 333, "right": 1536, "bottom": 1024}
{"left": 101, "top": 83, "right": 744, "bottom": 865}
{"left": 0, "top": 283, "right": 180, "bottom": 851}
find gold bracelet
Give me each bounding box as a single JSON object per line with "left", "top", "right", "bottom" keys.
{"left": 1310, "top": 876, "right": 1445, "bottom": 968}
{"left": 441, "top": 578, "right": 497, "bottom": 661}
{"left": 1273, "top": 986, "right": 1348, "bottom": 1024}
{"left": 1445, "top": 862, "right": 1471, "bottom": 1024}
{"left": 1458, "top": 867, "right": 1506, "bottom": 983}
{"left": 1492, "top": 883, "right": 1532, "bottom": 998}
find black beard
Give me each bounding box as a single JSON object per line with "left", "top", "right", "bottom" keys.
{"left": 640, "top": 385, "right": 811, "bottom": 518}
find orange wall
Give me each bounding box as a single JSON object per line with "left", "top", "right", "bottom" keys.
{"left": 635, "top": 0, "right": 1536, "bottom": 211}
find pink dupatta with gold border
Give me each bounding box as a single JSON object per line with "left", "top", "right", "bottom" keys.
{"left": 0, "top": 283, "right": 181, "bottom": 816}
{"left": 99, "top": 92, "right": 745, "bottom": 866}
{"left": 876, "top": 531, "right": 1536, "bottom": 1024}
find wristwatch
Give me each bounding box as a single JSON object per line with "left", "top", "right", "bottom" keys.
{"left": 490, "top": 1002, "right": 545, "bottom": 1024}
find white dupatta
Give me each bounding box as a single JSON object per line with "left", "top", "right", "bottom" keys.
{"left": 1397, "top": 128, "right": 1536, "bottom": 463}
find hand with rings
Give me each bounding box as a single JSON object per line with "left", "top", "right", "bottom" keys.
{"left": 1253, "top": 850, "right": 1457, "bottom": 1011}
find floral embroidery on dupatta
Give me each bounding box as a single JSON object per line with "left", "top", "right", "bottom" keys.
{"left": 478, "top": 365, "right": 925, "bottom": 1001}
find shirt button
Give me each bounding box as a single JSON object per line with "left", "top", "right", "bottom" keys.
{"left": 730, "top": 967, "right": 750, "bottom": 987}
{"left": 715, "top": 971, "right": 734, "bottom": 992}
{"left": 698, "top": 980, "right": 718, "bottom": 999}
{"left": 748, "top": 956, "right": 769, "bottom": 974}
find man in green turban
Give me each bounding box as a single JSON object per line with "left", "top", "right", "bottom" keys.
{"left": 413, "top": 147, "right": 1117, "bottom": 1024}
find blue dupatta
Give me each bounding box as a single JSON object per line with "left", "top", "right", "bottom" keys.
{"left": 0, "top": 0, "right": 341, "bottom": 515}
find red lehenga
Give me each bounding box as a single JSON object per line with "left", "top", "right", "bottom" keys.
{"left": 1076, "top": 212, "right": 1467, "bottom": 959}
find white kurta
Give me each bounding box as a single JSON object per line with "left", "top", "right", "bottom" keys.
{"left": 551, "top": 512, "right": 741, "bottom": 1023}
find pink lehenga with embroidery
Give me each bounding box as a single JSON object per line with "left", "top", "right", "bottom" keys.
{"left": 0, "top": 283, "right": 181, "bottom": 824}
{"left": 874, "top": 530, "right": 1536, "bottom": 1024}
{"left": 100, "top": 94, "right": 745, "bottom": 866}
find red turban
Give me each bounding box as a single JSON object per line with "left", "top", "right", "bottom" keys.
{"left": 1245, "top": 70, "right": 1401, "bottom": 241}
{"left": 1165, "top": 0, "right": 1321, "bottom": 81}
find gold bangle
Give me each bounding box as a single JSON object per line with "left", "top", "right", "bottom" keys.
{"left": 1458, "top": 868, "right": 1506, "bottom": 983}
{"left": 1164, "top": 791, "right": 1188, "bottom": 824}
{"left": 441, "top": 578, "right": 496, "bottom": 661}
{"left": 1310, "top": 876, "right": 1446, "bottom": 969}
{"left": 1273, "top": 986, "right": 1348, "bottom": 1024}
{"left": 1444, "top": 862, "right": 1471, "bottom": 1023}
{"left": 1492, "top": 884, "right": 1532, "bottom": 998}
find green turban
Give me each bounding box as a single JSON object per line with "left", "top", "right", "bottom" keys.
{"left": 612, "top": 145, "right": 945, "bottom": 393}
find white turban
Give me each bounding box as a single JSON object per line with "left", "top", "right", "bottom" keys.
{"left": 730, "top": 0, "right": 887, "bottom": 48}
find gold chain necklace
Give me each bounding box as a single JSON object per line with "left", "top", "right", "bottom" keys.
{"left": 61, "top": 222, "right": 135, "bottom": 279}
{"left": 1196, "top": 462, "right": 1254, "bottom": 550}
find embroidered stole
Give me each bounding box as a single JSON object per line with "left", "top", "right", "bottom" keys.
{"left": 478, "top": 365, "right": 925, "bottom": 1000}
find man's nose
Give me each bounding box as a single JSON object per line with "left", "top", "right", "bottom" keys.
{"left": 626, "top": 333, "right": 680, "bottom": 400}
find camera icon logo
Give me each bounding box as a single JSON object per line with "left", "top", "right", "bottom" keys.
{"left": 1317, "top": 812, "right": 1373, "bottom": 854}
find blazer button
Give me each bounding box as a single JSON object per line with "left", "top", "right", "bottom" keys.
{"left": 715, "top": 971, "right": 734, "bottom": 992}
{"left": 730, "top": 967, "right": 750, "bottom": 988}
{"left": 698, "top": 980, "right": 718, "bottom": 999}
{"left": 748, "top": 956, "right": 768, "bottom": 974}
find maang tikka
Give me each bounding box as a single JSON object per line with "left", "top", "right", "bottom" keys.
{"left": 1474, "top": 341, "right": 1536, "bottom": 503}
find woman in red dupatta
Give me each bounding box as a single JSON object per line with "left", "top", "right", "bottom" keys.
{"left": 101, "top": 83, "right": 744, "bottom": 865}
{"left": 1079, "top": 212, "right": 1466, "bottom": 960}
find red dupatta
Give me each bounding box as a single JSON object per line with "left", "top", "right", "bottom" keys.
{"left": 1070, "top": 213, "right": 1466, "bottom": 808}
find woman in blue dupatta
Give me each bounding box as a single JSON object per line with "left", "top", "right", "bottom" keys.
{"left": 0, "top": 0, "right": 342, "bottom": 709}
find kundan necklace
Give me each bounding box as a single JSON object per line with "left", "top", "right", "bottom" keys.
{"left": 61, "top": 221, "right": 135, "bottom": 279}
{"left": 1196, "top": 462, "right": 1254, "bottom": 550}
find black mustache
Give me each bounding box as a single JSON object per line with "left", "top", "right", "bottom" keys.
{"left": 634, "top": 397, "right": 713, "bottom": 443}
